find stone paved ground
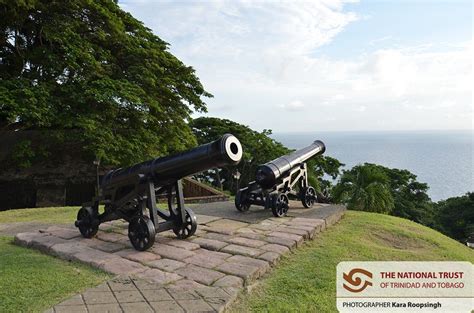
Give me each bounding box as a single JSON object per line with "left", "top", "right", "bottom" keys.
{"left": 191, "top": 201, "right": 345, "bottom": 224}
{"left": 14, "top": 203, "right": 345, "bottom": 313}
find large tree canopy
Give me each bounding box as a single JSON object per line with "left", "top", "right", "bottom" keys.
{"left": 0, "top": 0, "right": 211, "bottom": 166}
{"left": 378, "top": 166, "right": 435, "bottom": 227}
{"left": 333, "top": 163, "right": 435, "bottom": 223}
{"left": 435, "top": 193, "right": 474, "bottom": 243}
{"left": 332, "top": 163, "right": 395, "bottom": 213}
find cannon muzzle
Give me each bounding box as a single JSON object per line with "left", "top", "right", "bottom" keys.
{"left": 256, "top": 140, "right": 325, "bottom": 188}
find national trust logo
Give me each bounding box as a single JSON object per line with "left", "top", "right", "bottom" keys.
{"left": 343, "top": 268, "right": 373, "bottom": 293}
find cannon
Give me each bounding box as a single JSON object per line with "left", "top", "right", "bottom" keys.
{"left": 235, "top": 140, "right": 325, "bottom": 217}
{"left": 75, "top": 134, "right": 242, "bottom": 251}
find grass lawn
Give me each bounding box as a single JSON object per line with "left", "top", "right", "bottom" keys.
{"left": 0, "top": 236, "right": 110, "bottom": 313}
{"left": 0, "top": 203, "right": 194, "bottom": 224}
{"left": 229, "top": 210, "right": 474, "bottom": 313}
{"left": 0, "top": 206, "right": 79, "bottom": 224}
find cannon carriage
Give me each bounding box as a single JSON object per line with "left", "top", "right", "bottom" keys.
{"left": 75, "top": 134, "right": 242, "bottom": 251}
{"left": 235, "top": 140, "right": 325, "bottom": 217}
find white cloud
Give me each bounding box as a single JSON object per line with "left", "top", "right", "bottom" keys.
{"left": 121, "top": 0, "right": 357, "bottom": 58}
{"left": 281, "top": 100, "right": 306, "bottom": 111}
{"left": 120, "top": 1, "right": 472, "bottom": 132}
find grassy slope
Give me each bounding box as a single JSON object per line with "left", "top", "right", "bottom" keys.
{"left": 0, "top": 236, "right": 110, "bottom": 313}
{"left": 230, "top": 211, "right": 474, "bottom": 313}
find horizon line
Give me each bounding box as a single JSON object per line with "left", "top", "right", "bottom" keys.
{"left": 271, "top": 129, "right": 473, "bottom": 134}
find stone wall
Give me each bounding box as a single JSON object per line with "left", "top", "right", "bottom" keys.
{"left": 0, "top": 130, "right": 100, "bottom": 210}
{"left": 0, "top": 177, "right": 98, "bottom": 210}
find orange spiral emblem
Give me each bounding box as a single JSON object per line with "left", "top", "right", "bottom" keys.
{"left": 343, "top": 268, "right": 373, "bottom": 293}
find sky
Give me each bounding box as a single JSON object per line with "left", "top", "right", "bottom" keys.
{"left": 120, "top": 0, "right": 472, "bottom": 132}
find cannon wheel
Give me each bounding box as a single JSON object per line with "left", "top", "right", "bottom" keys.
{"left": 173, "top": 208, "right": 197, "bottom": 239}
{"left": 235, "top": 189, "right": 251, "bottom": 212}
{"left": 77, "top": 206, "right": 99, "bottom": 238}
{"left": 301, "top": 186, "right": 317, "bottom": 208}
{"left": 272, "top": 193, "right": 289, "bottom": 217}
{"left": 128, "top": 215, "right": 156, "bottom": 251}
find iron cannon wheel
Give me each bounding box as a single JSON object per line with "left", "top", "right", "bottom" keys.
{"left": 128, "top": 215, "right": 156, "bottom": 251}
{"left": 77, "top": 206, "right": 99, "bottom": 238}
{"left": 301, "top": 186, "right": 317, "bottom": 208}
{"left": 272, "top": 193, "right": 289, "bottom": 217}
{"left": 173, "top": 208, "right": 197, "bottom": 239}
{"left": 235, "top": 189, "right": 251, "bottom": 212}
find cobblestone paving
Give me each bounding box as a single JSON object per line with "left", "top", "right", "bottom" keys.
{"left": 15, "top": 207, "right": 345, "bottom": 313}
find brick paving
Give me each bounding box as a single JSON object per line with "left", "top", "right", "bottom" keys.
{"left": 15, "top": 205, "right": 345, "bottom": 313}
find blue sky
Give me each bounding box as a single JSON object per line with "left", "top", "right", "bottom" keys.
{"left": 316, "top": 1, "right": 472, "bottom": 58}
{"left": 120, "top": 0, "right": 472, "bottom": 132}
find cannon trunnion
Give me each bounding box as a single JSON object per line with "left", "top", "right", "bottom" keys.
{"left": 235, "top": 140, "right": 325, "bottom": 217}
{"left": 75, "top": 134, "right": 242, "bottom": 251}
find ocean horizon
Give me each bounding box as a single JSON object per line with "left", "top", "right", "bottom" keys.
{"left": 272, "top": 130, "right": 473, "bottom": 202}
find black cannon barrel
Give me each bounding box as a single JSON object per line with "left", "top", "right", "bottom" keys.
{"left": 255, "top": 140, "right": 325, "bottom": 188}
{"left": 102, "top": 134, "right": 242, "bottom": 188}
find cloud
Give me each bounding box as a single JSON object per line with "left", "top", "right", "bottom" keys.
{"left": 133, "top": 0, "right": 357, "bottom": 55}
{"left": 281, "top": 100, "right": 306, "bottom": 111}
{"left": 120, "top": 1, "right": 472, "bottom": 132}
{"left": 120, "top": 0, "right": 359, "bottom": 78}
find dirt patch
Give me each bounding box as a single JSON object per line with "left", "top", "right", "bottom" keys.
{"left": 370, "top": 230, "right": 433, "bottom": 250}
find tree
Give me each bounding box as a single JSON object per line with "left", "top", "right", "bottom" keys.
{"left": 333, "top": 163, "right": 395, "bottom": 213}
{"left": 189, "top": 117, "right": 289, "bottom": 192}
{"left": 333, "top": 163, "right": 436, "bottom": 226}
{"left": 0, "top": 0, "right": 210, "bottom": 167}
{"left": 378, "top": 167, "right": 435, "bottom": 227}
{"left": 435, "top": 193, "right": 474, "bottom": 243}
{"left": 190, "top": 117, "right": 343, "bottom": 195}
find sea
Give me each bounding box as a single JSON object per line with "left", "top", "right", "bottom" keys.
{"left": 272, "top": 130, "right": 473, "bottom": 202}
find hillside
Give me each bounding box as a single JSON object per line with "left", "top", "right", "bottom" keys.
{"left": 229, "top": 210, "right": 474, "bottom": 313}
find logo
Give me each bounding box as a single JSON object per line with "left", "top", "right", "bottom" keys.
{"left": 343, "top": 268, "right": 373, "bottom": 293}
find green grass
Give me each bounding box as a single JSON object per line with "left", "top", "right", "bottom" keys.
{"left": 0, "top": 236, "right": 110, "bottom": 313}
{"left": 0, "top": 203, "right": 197, "bottom": 224}
{"left": 230, "top": 211, "right": 474, "bottom": 313}
{"left": 0, "top": 206, "right": 79, "bottom": 224}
